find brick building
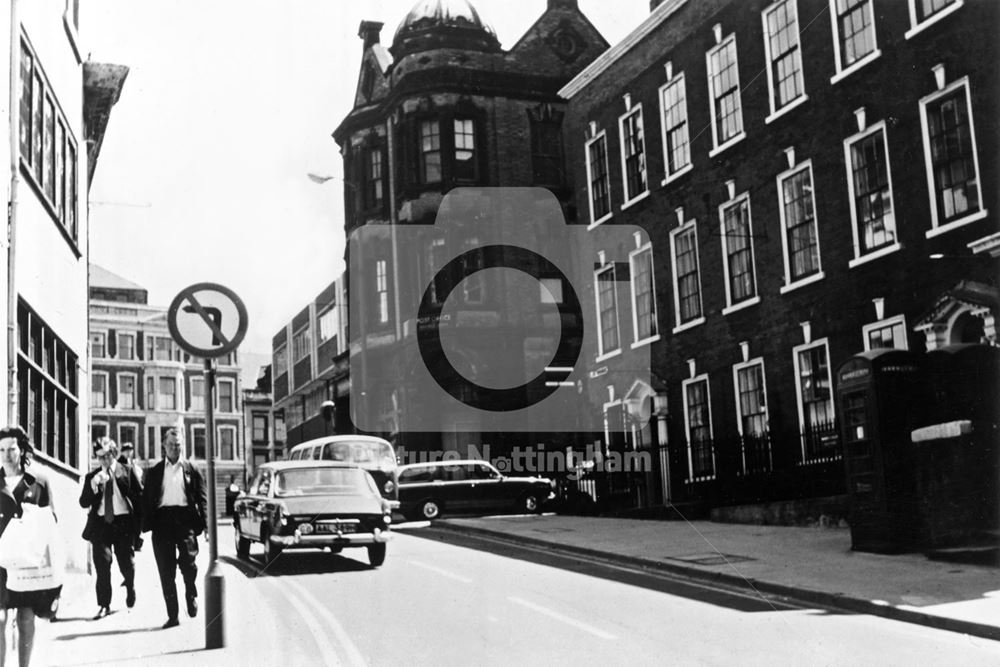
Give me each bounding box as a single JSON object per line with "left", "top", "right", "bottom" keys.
{"left": 327, "top": 0, "right": 610, "bottom": 456}
{"left": 560, "top": 0, "right": 999, "bottom": 510}
{"left": 89, "top": 265, "right": 247, "bottom": 510}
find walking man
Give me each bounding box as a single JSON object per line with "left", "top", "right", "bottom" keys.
{"left": 79, "top": 438, "right": 143, "bottom": 619}
{"left": 141, "top": 427, "right": 207, "bottom": 629}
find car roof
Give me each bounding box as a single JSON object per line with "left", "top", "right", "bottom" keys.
{"left": 399, "top": 460, "right": 493, "bottom": 469}
{"left": 259, "top": 461, "right": 363, "bottom": 472}
{"left": 289, "top": 435, "right": 393, "bottom": 449}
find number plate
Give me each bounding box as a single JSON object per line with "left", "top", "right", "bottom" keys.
{"left": 316, "top": 523, "right": 357, "bottom": 534}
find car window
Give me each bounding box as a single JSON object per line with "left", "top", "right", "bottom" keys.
{"left": 257, "top": 470, "right": 272, "bottom": 497}
{"left": 399, "top": 466, "right": 434, "bottom": 483}
{"left": 290, "top": 450, "right": 302, "bottom": 461}
{"left": 441, "top": 464, "right": 468, "bottom": 482}
{"left": 322, "top": 443, "right": 351, "bottom": 462}
{"left": 248, "top": 470, "right": 263, "bottom": 495}
{"left": 474, "top": 463, "right": 499, "bottom": 480}
{"left": 275, "top": 468, "right": 375, "bottom": 497}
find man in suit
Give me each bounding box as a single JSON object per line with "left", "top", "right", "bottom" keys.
{"left": 79, "top": 437, "right": 143, "bottom": 619}
{"left": 141, "top": 426, "right": 207, "bottom": 629}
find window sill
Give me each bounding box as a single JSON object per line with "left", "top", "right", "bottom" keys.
{"left": 905, "top": 2, "right": 964, "bottom": 40}
{"left": 596, "top": 349, "right": 622, "bottom": 364}
{"left": 661, "top": 164, "right": 693, "bottom": 188}
{"left": 631, "top": 334, "right": 660, "bottom": 350}
{"left": 671, "top": 316, "right": 705, "bottom": 335}
{"left": 721, "top": 296, "right": 761, "bottom": 316}
{"left": 780, "top": 271, "right": 825, "bottom": 295}
{"left": 708, "top": 132, "right": 746, "bottom": 159}
{"left": 848, "top": 242, "right": 902, "bottom": 269}
{"left": 926, "top": 209, "right": 988, "bottom": 238}
{"left": 588, "top": 212, "right": 613, "bottom": 230}
{"left": 765, "top": 95, "right": 809, "bottom": 125}
{"left": 620, "top": 190, "right": 651, "bottom": 212}
{"left": 830, "top": 50, "right": 882, "bottom": 85}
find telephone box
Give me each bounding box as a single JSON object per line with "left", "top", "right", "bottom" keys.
{"left": 835, "top": 349, "right": 925, "bottom": 553}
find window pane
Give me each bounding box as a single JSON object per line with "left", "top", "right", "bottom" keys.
{"left": 781, "top": 168, "right": 820, "bottom": 281}
{"left": 662, "top": 77, "right": 690, "bottom": 174}
{"left": 850, "top": 129, "right": 895, "bottom": 253}
{"left": 926, "top": 87, "right": 980, "bottom": 224}
{"left": 723, "top": 199, "right": 756, "bottom": 303}
{"left": 766, "top": 1, "right": 804, "bottom": 109}
{"left": 709, "top": 39, "right": 743, "bottom": 144}
{"left": 587, "top": 136, "right": 611, "bottom": 220}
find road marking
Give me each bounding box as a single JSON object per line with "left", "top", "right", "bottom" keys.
{"left": 284, "top": 577, "right": 369, "bottom": 667}
{"left": 507, "top": 596, "right": 618, "bottom": 640}
{"left": 405, "top": 558, "right": 474, "bottom": 584}
{"left": 263, "top": 577, "right": 343, "bottom": 666}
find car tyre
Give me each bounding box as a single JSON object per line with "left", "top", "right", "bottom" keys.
{"left": 234, "top": 520, "right": 251, "bottom": 560}
{"left": 419, "top": 500, "right": 442, "bottom": 521}
{"left": 521, "top": 493, "right": 541, "bottom": 514}
{"left": 262, "top": 528, "right": 283, "bottom": 566}
{"left": 368, "top": 543, "right": 387, "bottom": 568}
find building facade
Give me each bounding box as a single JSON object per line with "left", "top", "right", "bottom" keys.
{"left": 89, "top": 265, "right": 247, "bottom": 511}
{"left": 560, "top": 0, "right": 999, "bottom": 510}
{"left": 1, "top": 1, "right": 127, "bottom": 567}
{"left": 242, "top": 363, "right": 275, "bottom": 477}
{"left": 328, "top": 0, "right": 609, "bottom": 456}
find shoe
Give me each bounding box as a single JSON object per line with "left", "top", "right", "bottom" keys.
{"left": 186, "top": 596, "right": 198, "bottom": 618}
{"left": 126, "top": 587, "right": 136, "bottom": 608}
{"left": 162, "top": 617, "right": 180, "bottom": 629}
{"left": 93, "top": 606, "right": 111, "bottom": 620}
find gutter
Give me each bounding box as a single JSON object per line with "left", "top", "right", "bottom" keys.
{"left": 7, "top": 0, "right": 19, "bottom": 424}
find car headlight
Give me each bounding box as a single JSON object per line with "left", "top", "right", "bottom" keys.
{"left": 299, "top": 523, "right": 314, "bottom": 535}
{"left": 383, "top": 480, "right": 395, "bottom": 494}
{"left": 382, "top": 514, "right": 392, "bottom": 526}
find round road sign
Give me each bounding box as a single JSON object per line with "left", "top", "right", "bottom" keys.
{"left": 167, "top": 282, "right": 248, "bottom": 358}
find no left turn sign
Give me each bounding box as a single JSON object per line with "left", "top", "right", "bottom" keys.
{"left": 167, "top": 282, "right": 248, "bottom": 358}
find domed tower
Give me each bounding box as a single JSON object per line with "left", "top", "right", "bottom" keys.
{"left": 391, "top": 0, "right": 501, "bottom": 59}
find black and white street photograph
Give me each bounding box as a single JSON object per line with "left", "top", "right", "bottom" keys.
{"left": 0, "top": 0, "right": 998, "bottom": 665}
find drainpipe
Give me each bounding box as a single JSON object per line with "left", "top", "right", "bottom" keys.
{"left": 7, "top": 0, "right": 19, "bottom": 425}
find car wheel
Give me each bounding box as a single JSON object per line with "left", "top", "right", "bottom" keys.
{"left": 419, "top": 500, "right": 442, "bottom": 521}
{"left": 262, "top": 528, "right": 283, "bottom": 566}
{"left": 368, "top": 543, "right": 387, "bottom": 568}
{"left": 234, "top": 520, "right": 251, "bottom": 560}
{"left": 521, "top": 493, "right": 541, "bottom": 514}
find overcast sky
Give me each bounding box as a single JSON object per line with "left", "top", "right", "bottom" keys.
{"left": 82, "top": 0, "right": 651, "bottom": 356}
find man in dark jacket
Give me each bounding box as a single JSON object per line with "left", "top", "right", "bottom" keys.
{"left": 79, "top": 438, "right": 143, "bottom": 619}
{"left": 141, "top": 426, "right": 207, "bottom": 629}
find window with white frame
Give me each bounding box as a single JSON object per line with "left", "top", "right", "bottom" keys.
{"left": 595, "top": 264, "right": 620, "bottom": 357}
{"left": 830, "top": 0, "right": 879, "bottom": 78}
{"left": 683, "top": 376, "right": 715, "bottom": 480}
{"left": 252, "top": 414, "right": 268, "bottom": 442}
{"left": 292, "top": 325, "right": 311, "bottom": 362}
{"left": 90, "top": 332, "right": 106, "bottom": 359}
{"left": 586, "top": 133, "right": 611, "bottom": 223}
{"left": 793, "top": 339, "right": 837, "bottom": 461}
{"left": 91, "top": 372, "right": 107, "bottom": 409}
{"left": 920, "top": 78, "right": 984, "bottom": 232}
{"left": 159, "top": 377, "right": 176, "bottom": 410}
{"left": 190, "top": 377, "right": 205, "bottom": 411}
{"left": 863, "top": 315, "right": 908, "bottom": 350}
{"left": 845, "top": 122, "right": 897, "bottom": 259}
{"left": 908, "top": 0, "right": 961, "bottom": 35}
{"left": 375, "top": 260, "right": 389, "bottom": 324}
{"left": 192, "top": 424, "right": 206, "bottom": 460}
{"left": 317, "top": 303, "right": 339, "bottom": 344}
{"left": 218, "top": 379, "right": 235, "bottom": 413}
{"left": 720, "top": 195, "right": 758, "bottom": 308}
{"left": 735, "top": 361, "right": 768, "bottom": 437}
{"left": 145, "top": 377, "right": 154, "bottom": 410}
{"left": 419, "top": 120, "right": 442, "bottom": 184}
{"left": 630, "top": 246, "right": 658, "bottom": 342}
{"left": 763, "top": 0, "right": 805, "bottom": 116}
{"left": 670, "top": 222, "right": 703, "bottom": 327}
{"left": 218, "top": 426, "right": 237, "bottom": 460}
{"left": 619, "top": 106, "right": 647, "bottom": 203}
{"left": 778, "top": 161, "right": 822, "bottom": 286}
{"left": 707, "top": 34, "right": 744, "bottom": 151}
{"left": 660, "top": 74, "right": 690, "bottom": 179}
{"left": 454, "top": 118, "right": 478, "bottom": 182}
{"left": 117, "top": 332, "right": 135, "bottom": 360}
{"left": 117, "top": 374, "right": 136, "bottom": 410}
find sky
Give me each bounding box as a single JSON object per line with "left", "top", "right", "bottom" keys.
{"left": 82, "top": 0, "right": 652, "bottom": 358}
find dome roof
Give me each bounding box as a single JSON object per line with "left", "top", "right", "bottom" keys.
{"left": 392, "top": 0, "right": 500, "bottom": 57}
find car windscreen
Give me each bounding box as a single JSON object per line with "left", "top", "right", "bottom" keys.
{"left": 274, "top": 468, "right": 373, "bottom": 497}
{"left": 320, "top": 441, "right": 396, "bottom": 471}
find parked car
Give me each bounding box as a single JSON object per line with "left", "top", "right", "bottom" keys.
{"left": 288, "top": 435, "right": 399, "bottom": 509}
{"left": 397, "top": 459, "right": 555, "bottom": 521}
{"left": 233, "top": 461, "right": 392, "bottom": 567}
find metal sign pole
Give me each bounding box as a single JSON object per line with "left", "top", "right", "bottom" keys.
{"left": 204, "top": 357, "right": 224, "bottom": 648}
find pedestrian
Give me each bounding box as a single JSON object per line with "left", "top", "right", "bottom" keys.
{"left": 225, "top": 475, "right": 240, "bottom": 517}
{"left": 141, "top": 427, "right": 207, "bottom": 629}
{"left": 79, "top": 438, "right": 142, "bottom": 619}
{"left": 118, "top": 442, "right": 143, "bottom": 484}
{"left": 0, "top": 425, "right": 59, "bottom": 667}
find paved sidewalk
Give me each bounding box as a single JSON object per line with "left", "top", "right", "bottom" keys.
{"left": 432, "top": 514, "right": 1000, "bottom": 641}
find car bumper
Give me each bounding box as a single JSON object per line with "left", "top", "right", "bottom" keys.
{"left": 270, "top": 528, "right": 391, "bottom": 547}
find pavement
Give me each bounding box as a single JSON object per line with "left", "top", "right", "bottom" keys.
{"left": 17, "top": 513, "right": 1000, "bottom": 665}
{"left": 429, "top": 513, "right": 1000, "bottom": 642}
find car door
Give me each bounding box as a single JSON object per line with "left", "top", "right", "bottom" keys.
{"left": 467, "top": 462, "right": 506, "bottom": 513}
{"left": 440, "top": 463, "right": 478, "bottom": 512}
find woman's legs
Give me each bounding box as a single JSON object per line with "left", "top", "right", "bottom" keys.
{"left": 0, "top": 608, "right": 7, "bottom": 667}
{"left": 14, "top": 608, "right": 33, "bottom": 667}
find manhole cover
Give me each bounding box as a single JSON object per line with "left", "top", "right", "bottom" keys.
{"left": 662, "top": 552, "right": 755, "bottom": 566}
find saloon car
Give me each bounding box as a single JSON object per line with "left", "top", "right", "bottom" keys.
{"left": 233, "top": 461, "right": 392, "bottom": 567}
{"left": 397, "top": 460, "right": 556, "bottom": 521}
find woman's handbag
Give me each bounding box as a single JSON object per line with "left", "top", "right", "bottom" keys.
{"left": 1, "top": 504, "right": 65, "bottom": 591}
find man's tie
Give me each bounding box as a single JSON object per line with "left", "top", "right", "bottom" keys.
{"left": 103, "top": 475, "right": 115, "bottom": 524}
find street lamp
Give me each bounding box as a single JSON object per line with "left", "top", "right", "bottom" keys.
{"left": 322, "top": 399, "right": 336, "bottom": 436}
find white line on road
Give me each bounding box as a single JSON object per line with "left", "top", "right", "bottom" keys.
{"left": 283, "top": 577, "right": 370, "bottom": 667}
{"left": 405, "top": 558, "right": 474, "bottom": 584}
{"left": 264, "top": 577, "right": 344, "bottom": 667}
{"left": 507, "top": 596, "right": 618, "bottom": 640}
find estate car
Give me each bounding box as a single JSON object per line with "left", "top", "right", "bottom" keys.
{"left": 288, "top": 435, "right": 399, "bottom": 509}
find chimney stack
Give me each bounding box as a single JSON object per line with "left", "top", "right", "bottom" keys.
{"left": 358, "top": 21, "right": 384, "bottom": 50}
